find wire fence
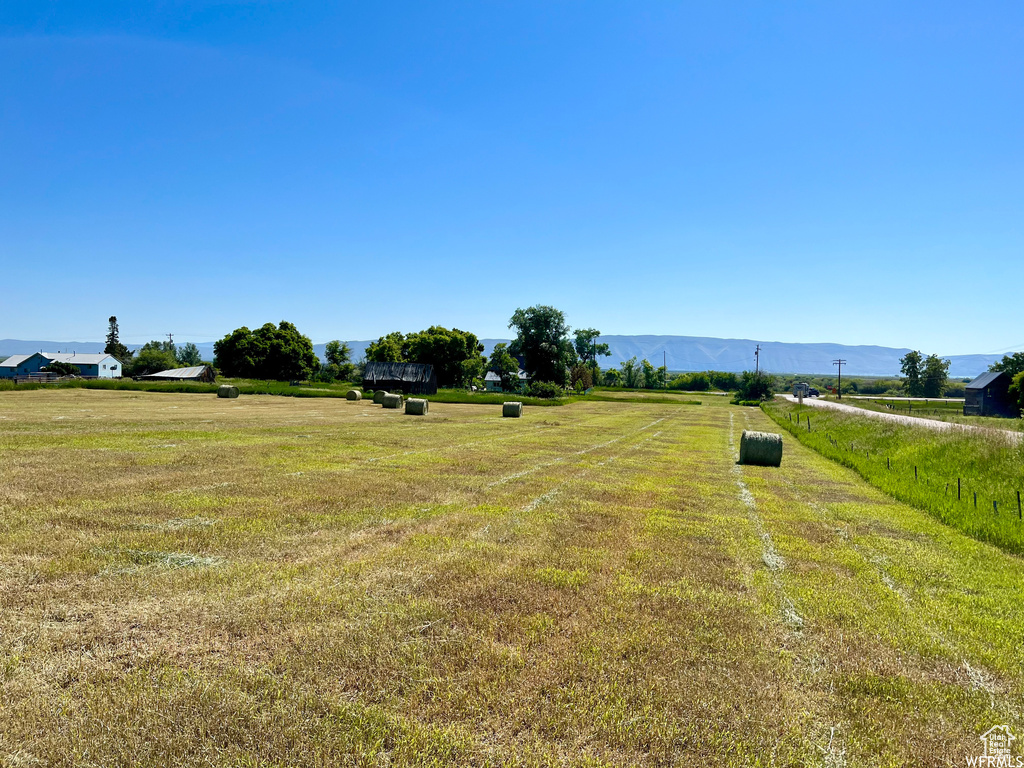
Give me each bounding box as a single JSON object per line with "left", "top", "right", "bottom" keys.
{"left": 780, "top": 409, "right": 1024, "bottom": 522}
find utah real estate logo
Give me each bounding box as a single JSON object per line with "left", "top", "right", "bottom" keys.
{"left": 967, "top": 725, "right": 1020, "bottom": 767}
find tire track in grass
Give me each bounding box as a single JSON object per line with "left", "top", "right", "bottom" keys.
{"left": 728, "top": 412, "right": 849, "bottom": 765}
{"left": 729, "top": 413, "right": 803, "bottom": 631}
{"left": 514, "top": 416, "right": 670, "bottom": 514}
{"left": 488, "top": 417, "right": 666, "bottom": 488}
{"left": 363, "top": 410, "right": 634, "bottom": 469}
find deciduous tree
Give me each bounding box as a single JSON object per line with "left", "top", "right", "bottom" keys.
{"left": 365, "top": 332, "right": 406, "bottom": 363}
{"left": 508, "top": 306, "right": 574, "bottom": 386}
{"left": 489, "top": 342, "right": 520, "bottom": 392}
{"left": 573, "top": 328, "right": 611, "bottom": 370}
{"left": 922, "top": 354, "right": 951, "bottom": 398}
{"left": 366, "top": 327, "right": 485, "bottom": 387}
{"left": 734, "top": 370, "right": 775, "bottom": 402}
{"left": 320, "top": 340, "right": 355, "bottom": 382}
{"left": 129, "top": 341, "right": 178, "bottom": 376}
{"left": 569, "top": 365, "right": 593, "bottom": 392}
{"left": 405, "top": 327, "right": 485, "bottom": 388}
{"left": 900, "top": 351, "right": 924, "bottom": 397}
{"left": 175, "top": 342, "right": 203, "bottom": 367}
{"left": 990, "top": 352, "right": 1024, "bottom": 378}
{"left": 619, "top": 357, "right": 642, "bottom": 388}
{"left": 213, "top": 321, "right": 319, "bottom": 381}
{"left": 1009, "top": 372, "right": 1024, "bottom": 417}
{"left": 41, "top": 361, "right": 81, "bottom": 376}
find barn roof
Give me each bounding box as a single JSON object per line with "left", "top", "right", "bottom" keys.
{"left": 966, "top": 371, "right": 1010, "bottom": 390}
{"left": 140, "top": 366, "right": 213, "bottom": 380}
{"left": 363, "top": 361, "right": 435, "bottom": 382}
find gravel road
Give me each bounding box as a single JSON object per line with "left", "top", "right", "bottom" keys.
{"left": 780, "top": 395, "right": 1022, "bottom": 443}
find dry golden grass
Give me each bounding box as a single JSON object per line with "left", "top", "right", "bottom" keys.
{"left": 0, "top": 389, "right": 1022, "bottom": 767}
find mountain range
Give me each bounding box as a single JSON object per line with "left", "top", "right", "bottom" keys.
{"left": 0, "top": 336, "right": 1008, "bottom": 379}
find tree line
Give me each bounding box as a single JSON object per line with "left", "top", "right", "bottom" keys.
{"left": 99, "top": 310, "right": 1016, "bottom": 411}
{"left": 98, "top": 306, "right": 775, "bottom": 399}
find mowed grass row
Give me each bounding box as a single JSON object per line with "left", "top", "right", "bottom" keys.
{"left": 0, "top": 390, "right": 1022, "bottom": 766}
{"left": 763, "top": 398, "right": 1024, "bottom": 554}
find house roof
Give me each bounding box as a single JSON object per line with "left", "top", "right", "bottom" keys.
{"left": 484, "top": 369, "right": 529, "bottom": 382}
{"left": 966, "top": 371, "right": 1010, "bottom": 390}
{"left": 362, "top": 361, "right": 436, "bottom": 382}
{"left": 42, "top": 353, "right": 117, "bottom": 365}
{"left": 1, "top": 352, "right": 119, "bottom": 369}
{"left": 140, "top": 366, "right": 212, "bottom": 379}
{"left": 0, "top": 354, "right": 35, "bottom": 368}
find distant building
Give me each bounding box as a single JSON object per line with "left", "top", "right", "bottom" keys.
{"left": 362, "top": 361, "right": 438, "bottom": 395}
{"left": 0, "top": 352, "right": 122, "bottom": 379}
{"left": 138, "top": 365, "right": 216, "bottom": 383}
{"left": 484, "top": 369, "right": 529, "bottom": 392}
{"left": 964, "top": 371, "right": 1016, "bottom": 417}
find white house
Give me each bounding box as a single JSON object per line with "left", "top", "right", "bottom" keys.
{"left": 484, "top": 369, "right": 529, "bottom": 392}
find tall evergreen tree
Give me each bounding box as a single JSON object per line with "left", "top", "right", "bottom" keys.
{"left": 104, "top": 316, "right": 132, "bottom": 364}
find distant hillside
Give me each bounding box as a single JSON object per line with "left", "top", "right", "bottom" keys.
{"left": 1, "top": 336, "right": 1008, "bottom": 378}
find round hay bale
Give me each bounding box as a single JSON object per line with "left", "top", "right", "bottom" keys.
{"left": 502, "top": 401, "right": 523, "bottom": 418}
{"left": 217, "top": 385, "right": 239, "bottom": 399}
{"left": 739, "top": 430, "right": 783, "bottom": 467}
{"left": 405, "top": 398, "right": 428, "bottom": 416}
{"left": 345, "top": 389, "right": 362, "bottom": 401}
{"left": 372, "top": 390, "right": 389, "bottom": 404}
{"left": 381, "top": 393, "right": 404, "bottom": 409}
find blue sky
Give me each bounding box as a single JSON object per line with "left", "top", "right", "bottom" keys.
{"left": 1, "top": 2, "right": 1022, "bottom": 355}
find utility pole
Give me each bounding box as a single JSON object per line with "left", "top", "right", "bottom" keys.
{"left": 833, "top": 359, "right": 846, "bottom": 399}
{"left": 166, "top": 332, "right": 174, "bottom": 348}
{"left": 663, "top": 350, "right": 667, "bottom": 388}
{"left": 755, "top": 345, "right": 761, "bottom": 374}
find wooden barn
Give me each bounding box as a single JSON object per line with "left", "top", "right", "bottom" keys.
{"left": 362, "top": 362, "right": 438, "bottom": 395}
{"left": 963, "top": 371, "right": 1015, "bottom": 417}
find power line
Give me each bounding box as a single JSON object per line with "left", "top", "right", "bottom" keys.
{"left": 833, "top": 359, "right": 847, "bottom": 399}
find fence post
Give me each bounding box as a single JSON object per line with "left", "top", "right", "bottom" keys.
{"left": 974, "top": 492, "right": 977, "bottom": 508}
{"left": 958, "top": 478, "right": 961, "bottom": 501}
{"left": 994, "top": 500, "right": 998, "bottom": 515}
{"left": 1018, "top": 491, "right": 1022, "bottom": 520}
{"left": 887, "top": 457, "right": 891, "bottom": 470}
{"left": 914, "top": 466, "right": 918, "bottom": 481}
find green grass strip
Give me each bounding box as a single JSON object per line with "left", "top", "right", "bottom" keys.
{"left": 763, "top": 399, "right": 1024, "bottom": 554}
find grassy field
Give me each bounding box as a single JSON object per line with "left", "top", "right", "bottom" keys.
{"left": 2, "top": 390, "right": 1023, "bottom": 766}
{"left": 764, "top": 398, "right": 1024, "bottom": 554}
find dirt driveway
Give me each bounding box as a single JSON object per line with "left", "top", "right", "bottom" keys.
{"left": 781, "top": 394, "right": 1022, "bottom": 443}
